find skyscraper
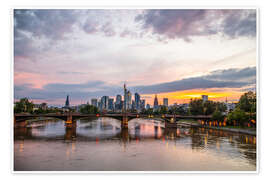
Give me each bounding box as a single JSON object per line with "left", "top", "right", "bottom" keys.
{"left": 98, "top": 100, "right": 102, "bottom": 111}
{"left": 154, "top": 94, "right": 159, "bottom": 110}
{"left": 108, "top": 98, "right": 114, "bottom": 111}
{"left": 135, "top": 92, "right": 141, "bottom": 110}
{"left": 115, "top": 94, "right": 122, "bottom": 111}
{"left": 124, "top": 83, "right": 127, "bottom": 111}
{"left": 116, "top": 95, "right": 122, "bottom": 104}
{"left": 91, "top": 98, "right": 98, "bottom": 107}
{"left": 140, "top": 99, "right": 145, "bottom": 109}
{"left": 202, "top": 95, "right": 208, "bottom": 102}
{"left": 127, "top": 91, "right": 132, "bottom": 109}
{"left": 65, "top": 95, "right": 70, "bottom": 107}
{"left": 163, "top": 98, "right": 168, "bottom": 107}
{"left": 101, "top": 96, "right": 109, "bottom": 110}
{"left": 132, "top": 100, "right": 135, "bottom": 110}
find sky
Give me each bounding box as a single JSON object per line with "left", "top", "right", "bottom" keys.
{"left": 14, "top": 9, "right": 257, "bottom": 106}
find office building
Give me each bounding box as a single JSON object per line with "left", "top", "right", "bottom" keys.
{"left": 140, "top": 99, "right": 145, "bottom": 109}
{"left": 115, "top": 94, "right": 122, "bottom": 110}
{"left": 64, "top": 95, "right": 70, "bottom": 108}
{"left": 135, "top": 92, "right": 141, "bottom": 110}
{"left": 91, "top": 98, "right": 98, "bottom": 107}
{"left": 101, "top": 96, "right": 109, "bottom": 110}
{"left": 202, "top": 95, "right": 208, "bottom": 102}
{"left": 108, "top": 98, "right": 114, "bottom": 111}
{"left": 163, "top": 98, "right": 168, "bottom": 107}
{"left": 153, "top": 94, "right": 159, "bottom": 110}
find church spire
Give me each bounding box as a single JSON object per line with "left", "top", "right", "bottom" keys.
{"left": 65, "top": 95, "right": 70, "bottom": 107}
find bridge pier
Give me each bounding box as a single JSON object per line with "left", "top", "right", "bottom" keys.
{"left": 165, "top": 121, "right": 177, "bottom": 128}
{"left": 15, "top": 120, "right": 27, "bottom": 128}
{"left": 65, "top": 125, "right": 77, "bottom": 140}
{"left": 65, "top": 114, "right": 76, "bottom": 127}
{"left": 121, "top": 116, "right": 128, "bottom": 129}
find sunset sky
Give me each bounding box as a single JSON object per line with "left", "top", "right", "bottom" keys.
{"left": 14, "top": 9, "right": 257, "bottom": 106}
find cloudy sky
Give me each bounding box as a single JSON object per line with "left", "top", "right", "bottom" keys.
{"left": 14, "top": 9, "right": 257, "bottom": 106}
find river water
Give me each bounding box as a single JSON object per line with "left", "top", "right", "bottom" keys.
{"left": 14, "top": 118, "right": 256, "bottom": 171}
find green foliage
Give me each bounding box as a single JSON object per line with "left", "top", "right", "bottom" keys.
{"left": 14, "top": 98, "right": 34, "bottom": 113}
{"left": 189, "top": 99, "right": 204, "bottom": 115}
{"left": 159, "top": 105, "right": 168, "bottom": 114}
{"left": 227, "top": 108, "right": 249, "bottom": 126}
{"left": 79, "top": 104, "right": 99, "bottom": 114}
{"left": 168, "top": 105, "right": 186, "bottom": 115}
{"left": 141, "top": 108, "right": 154, "bottom": 115}
{"left": 189, "top": 99, "right": 227, "bottom": 115}
{"left": 237, "top": 91, "right": 256, "bottom": 113}
{"left": 33, "top": 107, "right": 59, "bottom": 114}
{"left": 211, "top": 110, "right": 224, "bottom": 122}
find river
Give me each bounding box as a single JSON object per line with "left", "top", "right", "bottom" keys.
{"left": 14, "top": 118, "right": 256, "bottom": 171}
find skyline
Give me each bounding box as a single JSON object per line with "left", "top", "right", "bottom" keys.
{"left": 14, "top": 9, "right": 257, "bottom": 106}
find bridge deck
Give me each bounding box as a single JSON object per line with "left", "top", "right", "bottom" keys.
{"left": 14, "top": 113, "right": 212, "bottom": 122}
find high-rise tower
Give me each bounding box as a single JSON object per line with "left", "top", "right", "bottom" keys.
{"left": 124, "top": 83, "right": 126, "bottom": 111}
{"left": 65, "top": 95, "right": 70, "bottom": 107}
{"left": 154, "top": 94, "right": 159, "bottom": 110}
{"left": 135, "top": 92, "right": 141, "bottom": 110}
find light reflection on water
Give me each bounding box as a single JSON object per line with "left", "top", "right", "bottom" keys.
{"left": 14, "top": 117, "right": 256, "bottom": 171}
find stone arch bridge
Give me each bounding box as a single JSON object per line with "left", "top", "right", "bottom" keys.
{"left": 14, "top": 113, "right": 212, "bottom": 128}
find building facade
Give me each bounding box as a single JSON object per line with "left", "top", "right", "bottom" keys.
{"left": 140, "top": 99, "right": 145, "bottom": 109}
{"left": 163, "top": 98, "right": 168, "bottom": 107}
{"left": 108, "top": 98, "right": 114, "bottom": 111}
{"left": 65, "top": 95, "right": 70, "bottom": 108}
{"left": 202, "top": 95, "right": 208, "bottom": 102}
{"left": 135, "top": 92, "right": 141, "bottom": 110}
{"left": 91, "top": 98, "right": 98, "bottom": 107}
{"left": 101, "top": 96, "right": 109, "bottom": 110}
{"left": 153, "top": 94, "right": 159, "bottom": 110}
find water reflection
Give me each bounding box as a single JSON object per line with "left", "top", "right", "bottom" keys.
{"left": 14, "top": 118, "right": 256, "bottom": 171}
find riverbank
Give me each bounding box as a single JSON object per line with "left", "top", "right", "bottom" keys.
{"left": 178, "top": 121, "right": 256, "bottom": 136}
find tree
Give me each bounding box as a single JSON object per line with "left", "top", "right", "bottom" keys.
{"left": 211, "top": 110, "right": 224, "bottom": 122}
{"left": 189, "top": 99, "right": 227, "bottom": 115}
{"left": 159, "top": 105, "right": 168, "bottom": 114}
{"left": 189, "top": 99, "right": 204, "bottom": 115}
{"left": 141, "top": 108, "right": 153, "bottom": 115}
{"left": 227, "top": 108, "right": 249, "bottom": 127}
{"left": 237, "top": 91, "right": 256, "bottom": 113}
{"left": 79, "top": 104, "right": 99, "bottom": 114}
{"left": 14, "top": 98, "right": 34, "bottom": 113}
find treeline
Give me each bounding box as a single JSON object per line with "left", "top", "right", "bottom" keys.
{"left": 14, "top": 98, "right": 59, "bottom": 114}
{"left": 227, "top": 91, "right": 256, "bottom": 127}
{"left": 79, "top": 104, "right": 99, "bottom": 114}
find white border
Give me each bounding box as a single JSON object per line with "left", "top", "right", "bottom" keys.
{"left": 10, "top": 6, "right": 259, "bottom": 174}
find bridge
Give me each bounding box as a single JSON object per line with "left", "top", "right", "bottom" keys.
{"left": 14, "top": 113, "right": 212, "bottom": 128}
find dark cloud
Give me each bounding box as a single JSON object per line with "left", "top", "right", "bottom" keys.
{"left": 135, "top": 9, "right": 256, "bottom": 41}
{"left": 222, "top": 10, "right": 256, "bottom": 38}
{"left": 14, "top": 80, "right": 123, "bottom": 102}
{"left": 14, "top": 67, "right": 256, "bottom": 105}
{"left": 204, "top": 67, "right": 256, "bottom": 82}
{"left": 14, "top": 9, "right": 82, "bottom": 57}
{"left": 43, "top": 81, "right": 107, "bottom": 92}
{"left": 14, "top": 9, "right": 80, "bottom": 40}
{"left": 14, "top": 9, "right": 119, "bottom": 57}
{"left": 131, "top": 66, "right": 256, "bottom": 94}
